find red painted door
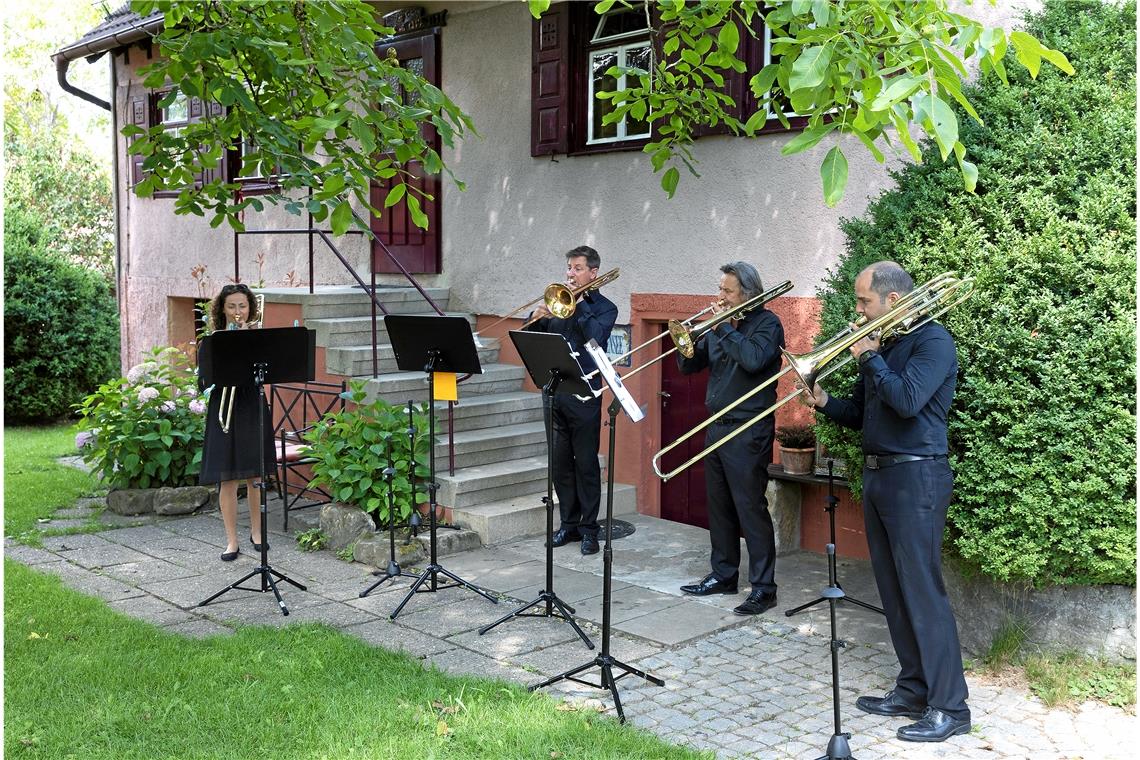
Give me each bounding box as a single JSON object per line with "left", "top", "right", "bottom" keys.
{"left": 371, "top": 33, "right": 442, "bottom": 275}
{"left": 658, "top": 329, "right": 710, "bottom": 528}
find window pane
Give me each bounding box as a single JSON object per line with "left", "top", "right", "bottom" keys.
{"left": 162, "top": 93, "right": 188, "bottom": 125}
{"left": 594, "top": 9, "right": 647, "bottom": 42}
{"left": 624, "top": 45, "right": 652, "bottom": 137}
{"left": 591, "top": 51, "right": 618, "bottom": 141}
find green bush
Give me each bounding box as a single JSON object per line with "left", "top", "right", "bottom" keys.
{"left": 303, "top": 382, "right": 430, "bottom": 524}
{"left": 74, "top": 347, "right": 205, "bottom": 489}
{"left": 814, "top": 0, "right": 1135, "bottom": 586}
{"left": 4, "top": 210, "right": 120, "bottom": 423}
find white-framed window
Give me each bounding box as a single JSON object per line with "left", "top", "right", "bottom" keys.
{"left": 586, "top": 9, "right": 651, "bottom": 145}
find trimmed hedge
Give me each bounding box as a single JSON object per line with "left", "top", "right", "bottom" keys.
{"left": 815, "top": 0, "right": 1135, "bottom": 586}
{"left": 4, "top": 208, "right": 120, "bottom": 423}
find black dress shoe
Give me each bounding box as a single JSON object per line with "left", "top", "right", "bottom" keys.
{"left": 250, "top": 535, "right": 269, "bottom": 551}
{"left": 897, "top": 707, "right": 971, "bottom": 742}
{"left": 547, "top": 527, "right": 581, "bottom": 548}
{"left": 679, "top": 573, "right": 738, "bottom": 596}
{"left": 221, "top": 548, "right": 239, "bottom": 562}
{"left": 855, "top": 689, "right": 926, "bottom": 720}
{"left": 580, "top": 535, "right": 599, "bottom": 555}
{"left": 733, "top": 589, "right": 777, "bottom": 615}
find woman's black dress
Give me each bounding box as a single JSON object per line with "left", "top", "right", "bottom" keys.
{"left": 199, "top": 382, "right": 276, "bottom": 484}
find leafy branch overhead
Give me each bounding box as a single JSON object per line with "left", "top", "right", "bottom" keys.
{"left": 126, "top": 0, "right": 474, "bottom": 235}
{"left": 531, "top": 0, "right": 1073, "bottom": 205}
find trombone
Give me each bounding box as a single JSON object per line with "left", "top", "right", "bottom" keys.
{"left": 581, "top": 280, "right": 794, "bottom": 392}
{"left": 477, "top": 268, "right": 621, "bottom": 335}
{"left": 217, "top": 293, "right": 264, "bottom": 434}
{"left": 651, "top": 272, "right": 975, "bottom": 481}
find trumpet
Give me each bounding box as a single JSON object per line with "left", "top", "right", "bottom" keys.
{"left": 478, "top": 268, "right": 621, "bottom": 335}
{"left": 581, "top": 281, "right": 793, "bottom": 392}
{"left": 217, "top": 293, "right": 265, "bottom": 434}
{"left": 652, "top": 272, "right": 975, "bottom": 481}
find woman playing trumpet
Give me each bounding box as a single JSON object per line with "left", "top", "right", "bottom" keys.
{"left": 199, "top": 284, "right": 275, "bottom": 562}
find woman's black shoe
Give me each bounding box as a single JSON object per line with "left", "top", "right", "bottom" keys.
{"left": 250, "top": 535, "right": 269, "bottom": 551}
{"left": 221, "top": 548, "right": 239, "bottom": 561}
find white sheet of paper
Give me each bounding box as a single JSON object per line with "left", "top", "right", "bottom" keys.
{"left": 584, "top": 339, "right": 644, "bottom": 422}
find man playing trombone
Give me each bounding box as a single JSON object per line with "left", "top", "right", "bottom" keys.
{"left": 799, "top": 261, "right": 971, "bottom": 743}
{"left": 526, "top": 245, "right": 618, "bottom": 556}
{"left": 677, "top": 262, "right": 785, "bottom": 615}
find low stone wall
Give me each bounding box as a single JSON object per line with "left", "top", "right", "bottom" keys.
{"left": 945, "top": 563, "right": 1136, "bottom": 664}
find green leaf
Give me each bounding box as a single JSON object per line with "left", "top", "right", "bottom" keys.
{"left": 1010, "top": 31, "right": 1042, "bottom": 78}
{"left": 330, "top": 200, "right": 353, "bottom": 235}
{"left": 384, "top": 183, "right": 407, "bottom": 208}
{"left": 717, "top": 21, "right": 739, "bottom": 56}
{"left": 781, "top": 120, "right": 838, "bottom": 155}
{"left": 749, "top": 64, "right": 779, "bottom": 99}
{"left": 789, "top": 45, "right": 832, "bottom": 91}
{"left": 957, "top": 157, "right": 978, "bottom": 193}
{"left": 820, "top": 145, "right": 847, "bottom": 207}
{"left": 660, "top": 166, "right": 680, "bottom": 198}
{"left": 406, "top": 193, "right": 429, "bottom": 230}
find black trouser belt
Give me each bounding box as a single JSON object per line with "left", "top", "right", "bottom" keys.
{"left": 864, "top": 453, "right": 945, "bottom": 470}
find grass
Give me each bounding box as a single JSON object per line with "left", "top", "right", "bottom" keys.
{"left": 4, "top": 424, "right": 105, "bottom": 542}
{"left": 4, "top": 424, "right": 709, "bottom": 759}
{"left": 978, "top": 618, "right": 1136, "bottom": 711}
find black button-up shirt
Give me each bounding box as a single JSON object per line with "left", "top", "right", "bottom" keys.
{"left": 821, "top": 322, "right": 957, "bottom": 455}
{"left": 679, "top": 307, "right": 785, "bottom": 418}
{"left": 525, "top": 291, "right": 618, "bottom": 392}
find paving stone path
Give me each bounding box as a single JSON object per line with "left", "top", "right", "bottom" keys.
{"left": 7, "top": 500, "right": 1135, "bottom": 759}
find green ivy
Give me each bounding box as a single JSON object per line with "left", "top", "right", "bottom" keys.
{"left": 814, "top": 0, "right": 1135, "bottom": 587}
{"left": 302, "top": 382, "right": 431, "bottom": 524}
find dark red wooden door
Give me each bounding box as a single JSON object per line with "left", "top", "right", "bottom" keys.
{"left": 371, "top": 33, "right": 441, "bottom": 275}
{"left": 658, "top": 330, "right": 710, "bottom": 528}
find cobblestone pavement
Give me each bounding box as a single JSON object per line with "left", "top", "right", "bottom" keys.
{"left": 7, "top": 500, "right": 1136, "bottom": 759}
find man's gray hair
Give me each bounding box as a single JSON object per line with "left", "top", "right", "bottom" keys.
{"left": 865, "top": 261, "right": 915, "bottom": 303}
{"left": 720, "top": 261, "right": 763, "bottom": 299}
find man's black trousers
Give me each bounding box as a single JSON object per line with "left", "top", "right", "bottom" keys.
{"left": 549, "top": 393, "right": 602, "bottom": 538}
{"left": 704, "top": 419, "right": 776, "bottom": 593}
{"left": 862, "top": 458, "right": 970, "bottom": 720}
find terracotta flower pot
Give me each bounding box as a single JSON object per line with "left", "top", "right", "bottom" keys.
{"left": 780, "top": 446, "right": 815, "bottom": 475}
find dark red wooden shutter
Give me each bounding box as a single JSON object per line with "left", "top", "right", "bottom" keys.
{"left": 531, "top": 3, "right": 569, "bottom": 156}
{"left": 128, "top": 95, "right": 148, "bottom": 187}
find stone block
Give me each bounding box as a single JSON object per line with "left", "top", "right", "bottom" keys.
{"left": 767, "top": 479, "right": 801, "bottom": 555}
{"left": 106, "top": 488, "right": 156, "bottom": 516}
{"left": 319, "top": 502, "right": 376, "bottom": 550}
{"left": 353, "top": 533, "right": 424, "bottom": 568}
{"left": 153, "top": 486, "right": 211, "bottom": 515}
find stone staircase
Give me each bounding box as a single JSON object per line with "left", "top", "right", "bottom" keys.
{"left": 261, "top": 285, "right": 637, "bottom": 545}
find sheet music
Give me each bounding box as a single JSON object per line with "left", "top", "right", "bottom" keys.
{"left": 583, "top": 339, "right": 644, "bottom": 422}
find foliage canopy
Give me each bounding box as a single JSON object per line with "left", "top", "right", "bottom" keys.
{"left": 813, "top": 0, "right": 1135, "bottom": 586}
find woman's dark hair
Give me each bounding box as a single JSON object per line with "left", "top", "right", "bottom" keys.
{"left": 209, "top": 283, "right": 257, "bottom": 331}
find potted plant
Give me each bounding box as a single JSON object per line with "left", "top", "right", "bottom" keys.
{"left": 776, "top": 423, "right": 816, "bottom": 475}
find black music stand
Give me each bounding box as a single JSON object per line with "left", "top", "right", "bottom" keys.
{"left": 198, "top": 327, "right": 315, "bottom": 616}
{"left": 529, "top": 339, "right": 663, "bottom": 723}
{"left": 784, "top": 461, "right": 883, "bottom": 618}
{"left": 815, "top": 542, "right": 856, "bottom": 760}
{"left": 382, "top": 315, "right": 499, "bottom": 619}
{"left": 477, "top": 330, "right": 596, "bottom": 648}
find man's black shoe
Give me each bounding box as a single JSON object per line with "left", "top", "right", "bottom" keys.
{"left": 855, "top": 690, "right": 926, "bottom": 720}
{"left": 733, "top": 590, "right": 777, "bottom": 615}
{"left": 897, "top": 707, "right": 971, "bottom": 743}
{"left": 547, "top": 527, "right": 581, "bottom": 548}
{"left": 679, "top": 573, "right": 738, "bottom": 596}
{"left": 580, "top": 535, "right": 599, "bottom": 555}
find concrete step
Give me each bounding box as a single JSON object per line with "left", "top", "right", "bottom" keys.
{"left": 434, "top": 391, "right": 544, "bottom": 433}
{"left": 260, "top": 285, "right": 451, "bottom": 320}
{"left": 435, "top": 456, "right": 550, "bottom": 510}
{"left": 327, "top": 339, "right": 501, "bottom": 377}
{"left": 452, "top": 483, "right": 638, "bottom": 545}
{"left": 432, "top": 420, "right": 547, "bottom": 469}
{"left": 361, "top": 363, "right": 527, "bottom": 404}
{"left": 305, "top": 312, "right": 476, "bottom": 348}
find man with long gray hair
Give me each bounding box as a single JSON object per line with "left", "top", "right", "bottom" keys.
{"left": 677, "top": 261, "right": 785, "bottom": 615}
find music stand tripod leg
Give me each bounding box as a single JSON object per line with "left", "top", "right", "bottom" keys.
{"left": 360, "top": 448, "right": 420, "bottom": 599}
{"left": 477, "top": 373, "right": 595, "bottom": 649}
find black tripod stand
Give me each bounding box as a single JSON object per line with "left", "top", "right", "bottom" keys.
{"left": 479, "top": 367, "right": 594, "bottom": 648}
{"left": 785, "top": 461, "right": 883, "bottom": 618}
{"left": 384, "top": 316, "right": 498, "bottom": 620}
{"left": 198, "top": 327, "right": 315, "bottom": 615}
{"left": 529, "top": 395, "right": 663, "bottom": 722}
{"left": 357, "top": 433, "right": 419, "bottom": 598}
{"left": 815, "top": 542, "right": 855, "bottom": 760}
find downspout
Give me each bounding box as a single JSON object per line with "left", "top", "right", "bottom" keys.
{"left": 109, "top": 55, "right": 126, "bottom": 371}
{"left": 54, "top": 54, "right": 111, "bottom": 112}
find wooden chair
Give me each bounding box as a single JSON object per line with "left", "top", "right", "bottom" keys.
{"left": 269, "top": 380, "right": 346, "bottom": 531}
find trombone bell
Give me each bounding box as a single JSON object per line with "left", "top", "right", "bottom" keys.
{"left": 544, "top": 283, "right": 576, "bottom": 319}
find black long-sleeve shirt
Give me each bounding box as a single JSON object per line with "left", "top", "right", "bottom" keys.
{"left": 525, "top": 291, "right": 618, "bottom": 392}
{"left": 820, "top": 322, "right": 957, "bottom": 455}
{"left": 678, "top": 307, "right": 785, "bottom": 417}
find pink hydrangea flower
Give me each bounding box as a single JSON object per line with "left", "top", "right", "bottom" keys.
{"left": 75, "top": 430, "right": 96, "bottom": 449}
{"left": 189, "top": 398, "right": 207, "bottom": 414}
{"left": 137, "top": 386, "right": 160, "bottom": 403}
{"left": 160, "top": 400, "right": 177, "bottom": 413}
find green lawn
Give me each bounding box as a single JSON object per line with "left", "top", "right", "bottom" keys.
{"left": 4, "top": 424, "right": 103, "bottom": 540}
{"left": 4, "top": 425, "right": 708, "bottom": 759}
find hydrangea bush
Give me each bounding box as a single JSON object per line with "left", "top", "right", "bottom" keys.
{"left": 74, "top": 346, "right": 206, "bottom": 489}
